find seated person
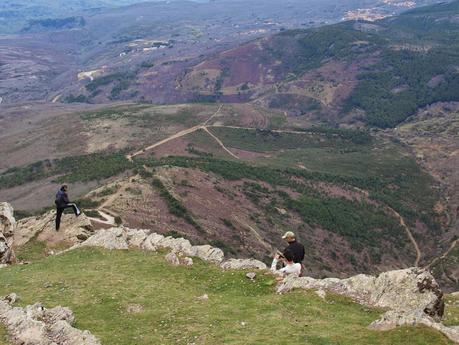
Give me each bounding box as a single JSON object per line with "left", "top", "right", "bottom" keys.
{"left": 270, "top": 249, "right": 301, "bottom": 278}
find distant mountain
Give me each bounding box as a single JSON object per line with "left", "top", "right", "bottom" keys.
{"left": 0, "top": 0, "right": 192, "bottom": 33}
{"left": 175, "top": 0, "right": 459, "bottom": 128}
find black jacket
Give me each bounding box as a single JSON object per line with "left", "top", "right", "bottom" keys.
{"left": 284, "top": 241, "right": 305, "bottom": 264}
{"left": 55, "top": 190, "right": 70, "bottom": 208}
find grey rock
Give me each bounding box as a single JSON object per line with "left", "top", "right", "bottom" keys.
{"left": 0, "top": 296, "right": 101, "bottom": 345}
{"left": 221, "top": 259, "right": 267, "bottom": 270}
{"left": 165, "top": 252, "right": 180, "bottom": 266}
{"left": 246, "top": 272, "right": 257, "bottom": 280}
{"left": 192, "top": 245, "right": 224, "bottom": 264}
{"left": 0, "top": 202, "right": 16, "bottom": 265}
{"left": 3, "top": 293, "right": 18, "bottom": 305}
{"left": 183, "top": 257, "right": 194, "bottom": 266}
{"left": 79, "top": 227, "right": 129, "bottom": 250}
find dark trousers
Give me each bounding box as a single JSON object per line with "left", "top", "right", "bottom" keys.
{"left": 55, "top": 203, "right": 80, "bottom": 230}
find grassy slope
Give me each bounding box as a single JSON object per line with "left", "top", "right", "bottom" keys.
{"left": 0, "top": 326, "right": 8, "bottom": 345}
{"left": 444, "top": 294, "right": 459, "bottom": 327}
{"left": 0, "top": 248, "right": 454, "bottom": 345}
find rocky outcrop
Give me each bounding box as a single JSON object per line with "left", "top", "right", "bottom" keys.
{"left": 75, "top": 227, "right": 225, "bottom": 264}
{"left": 0, "top": 294, "right": 100, "bottom": 345}
{"left": 369, "top": 310, "right": 459, "bottom": 343}
{"left": 278, "top": 267, "right": 459, "bottom": 343}
{"left": 0, "top": 202, "right": 16, "bottom": 265}
{"left": 15, "top": 210, "right": 93, "bottom": 248}
{"left": 220, "top": 258, "right": 267, "bottom": 270}
{"left": 278, "top": 268, "right": 443, "bottom": 316}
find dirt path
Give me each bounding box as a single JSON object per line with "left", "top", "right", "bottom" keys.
{"left": 87, "top": 210, "right": 116, "bottom": 226}
{"left": 127, "top": 125, "right": 204, "bottom": 160}
{"left": 127, "top": 105, "right": 223, "bottom": 160}
{"left": 350, "top": 186, "right": 422, "bottom": 267}
{"left": 425, "top": 239, "right": 458, "bottom": 269}
{"left": 203, "top": 127, "right": 239, "bottom": 160}
{"left": 386, "top": 207, "right": 422, "bottom": 267}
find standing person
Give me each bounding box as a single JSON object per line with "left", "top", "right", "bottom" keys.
{"left": 282, "top": 231, "right": 305, "bottom": 274}
{"left": 55, "top": 184, "right": 81, "bottom": 231}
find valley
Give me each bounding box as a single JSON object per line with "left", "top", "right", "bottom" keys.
{"left": 0, "top": 1, "right": 459, "bottom": 343}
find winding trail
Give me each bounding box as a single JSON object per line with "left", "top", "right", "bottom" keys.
{"left": 425, "top": 239, "right": 458, "bottom": 270}
{"left": 87, "top": 210, "right": 116, "bottom": 226}
{"left": 385, "top": 207, "right": 422, "bottom": 267}
{"left": 352, "top": 187, "right": 422, "bottom": 267}
{"left": 203, "top": 127, "right": 239, "bottom": 159}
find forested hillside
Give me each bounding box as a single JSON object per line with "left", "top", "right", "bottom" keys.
{"left": 179, "top": 0, "right": 459, "bottom": 128}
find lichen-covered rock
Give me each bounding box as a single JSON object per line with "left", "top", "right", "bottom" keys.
{"left": 76, "top": 228, "right": 225, "bottom": 264}
{"left": 0, "top": 295, "right": 100, "bottom": 345}
{"left": 192, "top": 245, "right": 224, "bottom": 264}
{"left": 158, "top": 236, "right": 194, "bottom": 256}
{"left": 0, "top": 202, "right": 16, "bottom": 265}
{"left": 165, "top": 252, "right": 180, "bottom": 266}
{"left": 126, "top": 228, "right": 148, "bottom": 247}
{"left": 141, "top": 233, "right": 164, "bottom": 251}
{"left": 80, "top": 227, "right": 129, "bottom": 250}
{"left": 221, "top": 259, "right": 267, "bottom": 270}
{"left": 0, "top": 203, "right": 16, "bottom": 237}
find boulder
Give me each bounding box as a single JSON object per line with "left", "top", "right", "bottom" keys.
{"left": 158, "top": 236, "right": 194, "bottom": 256}
{"left": 0, "top": 202, "right": 16, "bottom": 237}
{"left": 0, "top": 295, "right": 100, "bottom": 345}
{"left": 79, "top": 227, "right": 129, "bottom": 250}
{"left": 141, "top": 233, "right": 165, "bottom": 251}
{"left": 0, "top": 202, "right": 16, "bottom": 265}
{"left": 192, "top": 245, "right": 224, "bottom": 264}
{"left": 183, "top": 257, "right": 194, "bottom": 266}
{"left": 246, "top": 272, "right": 257, "bottom": 280}
{"left": 165, "top": 252, "right": 180, "bottom": 266}
{"left": 221, "top": 259, "right": 267, "bottom": 270}
{"left": 126, "top": 228, "right": 148, "bottom": 248}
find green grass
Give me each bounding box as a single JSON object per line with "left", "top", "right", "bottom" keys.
{"left": 14, "top": 237, "right": 48, "bottom": 262}
{"left": 0, "top": 248, "right": 453, "bottom": 345}
{"left": 0, "top": 325, "right": 8, "bottom": 345}
{"left": 444, "top": 294, "right": 459, "bottom": 327}
{"left": 209, "top": 127, "right": 365, "bottom": 153}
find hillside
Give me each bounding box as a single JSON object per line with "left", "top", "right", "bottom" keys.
{"left": 0, "top": 0, "right": 444, "bottom": 104}
{"left": 177, "top": 1, "right": 459, "bottom": 128}
{"left": 0, "top": 102, "right": 450, "bottom": 284}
